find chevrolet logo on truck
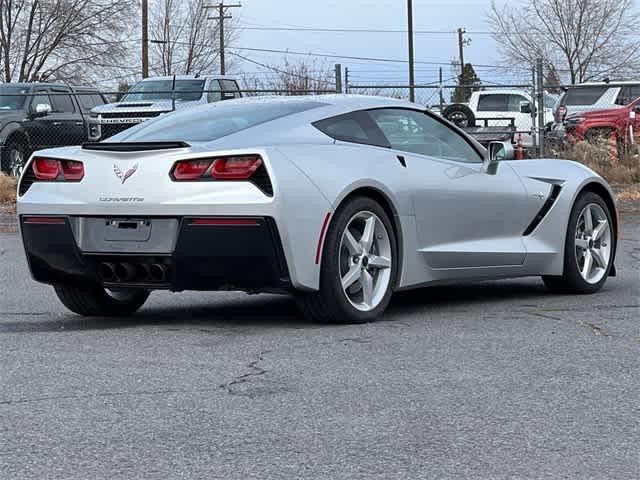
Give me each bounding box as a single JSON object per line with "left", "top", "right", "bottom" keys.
{"left": 100, "top": 117, "right": 150, "bottom": 124}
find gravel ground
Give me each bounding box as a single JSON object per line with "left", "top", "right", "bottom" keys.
{"left": 0, "top": 214, "right": 638, "bottom": 480}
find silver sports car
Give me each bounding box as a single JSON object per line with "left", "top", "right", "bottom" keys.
{"left": 16, "top": 95, "right": 618, "bottom": 323}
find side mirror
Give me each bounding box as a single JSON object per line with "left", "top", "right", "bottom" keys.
{"left": 519, "top": 101, "right": 532, "bottom": 114}
{"left": 488, "top": 141, "right": 515, "bottom": 164}
{"left": 633, "top": 105, "right": 640, "bottom": 114}
{"left": 33, "top": 103, "right": 52, "bottom": 117}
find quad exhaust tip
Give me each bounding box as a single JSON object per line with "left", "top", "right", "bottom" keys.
{"left": 98, "top": 261, "right": 169, "bottom": 283}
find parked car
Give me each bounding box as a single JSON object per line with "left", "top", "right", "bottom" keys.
{"left": 0, "top": 83, "right": 106, "bottom": 176}
{"left": 562, "top": 96, "right": 640, "bottom": 158}
{"left": 16, "top": 95, "right": 618, "bottom": 323}
{"left": 549, "top": 81, "right": 640, "bottom": 145}
{"left": 88, "top": 75, "right": 242, "bottom": 141}
{"left": 442, "top": 89, "right": 557, "bottom": 146}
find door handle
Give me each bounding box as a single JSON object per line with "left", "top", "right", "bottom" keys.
{"left": 75, "top": 121, "right": 83, "bottom": 126}
{"left": 53, "top": 121, "right": 62, "bottom": 126}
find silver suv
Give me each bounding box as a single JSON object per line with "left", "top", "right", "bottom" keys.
{"left": 88, "top": 75, "right": 241, "bottom": 141}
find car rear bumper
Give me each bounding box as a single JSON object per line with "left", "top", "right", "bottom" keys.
{"left": 20, "top": 215, "right": 291, "bottom": 292}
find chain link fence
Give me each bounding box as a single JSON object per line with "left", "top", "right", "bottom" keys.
{"left": 0, "top": 86, "right": 336, "bottom": 176}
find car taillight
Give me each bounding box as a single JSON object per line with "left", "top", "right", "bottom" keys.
{"left": 33, "top": 158, "right": 61, "bottom": 180}
{"left": 172, "top": 159, "right": 212, "bottom": 180}
{"left": 61, "top": 160, "right": 85, "bottom": 181}
{"left": 211, "top": 156, "right": 262, "bottom": 180}
{"left": 171, "top": 155, "right": 263, "bottom": 181}
{"left": 31, "top": 157, "right": 84, "bottom": 182}
{"left": 557, "top": 106, "right": 567, "bottom": 123}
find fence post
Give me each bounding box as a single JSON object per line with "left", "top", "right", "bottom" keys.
{"left": 531, "top": 65, "right": 537, "bottom": 156}
{"left": 536, "top": 58, "right": 545, "bottom": 158}
{"left": 335, "top": 64, "right": 343, "bottom": 94}
{"left": 344, "top": 67, "right": 350, "bottom": 94}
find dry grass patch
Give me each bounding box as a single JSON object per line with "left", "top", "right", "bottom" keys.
{"left": 0, "top": 173, "right": 17, "bottom": 203}
{"left": 616, "top": 185, "right": 640, "bottom": 201}
{"left": 556, "top": 140, "right": 640, "bottom": 185}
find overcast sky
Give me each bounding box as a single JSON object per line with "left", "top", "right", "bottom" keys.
{"left": 230, "top": 0, "right": 522, "bottom": 89}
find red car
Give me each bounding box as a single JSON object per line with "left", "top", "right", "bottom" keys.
{"left": 564, "top": 97, "right": 640, "bottom": 157}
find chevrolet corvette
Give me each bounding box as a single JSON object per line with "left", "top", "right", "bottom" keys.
{"left": 16, "top": 95, "right": 618, "bottom": 323}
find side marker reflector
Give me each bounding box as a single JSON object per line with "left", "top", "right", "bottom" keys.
{"left": 23, "top": 216, "right": 66, "bottom": 225}
{"left": 315, "top": 212, "right": 332, "bottom": 265}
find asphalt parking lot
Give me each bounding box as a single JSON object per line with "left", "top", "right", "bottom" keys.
{"left": 1, "top": 214, "right": 638, "bottom": 480}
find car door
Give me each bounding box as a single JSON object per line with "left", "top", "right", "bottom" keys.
{"left": 22, "top": 90, "right": 55, "bottom": 151}
{"left": 49, "top": 88, "right": 85, "bottom": 146}
{"left": 367, "top": 108, "right": 530, "bottom": 270}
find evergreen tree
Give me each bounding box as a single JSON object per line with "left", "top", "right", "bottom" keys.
{"left": 452, "top": 63, "right": 481, "bottom": 103}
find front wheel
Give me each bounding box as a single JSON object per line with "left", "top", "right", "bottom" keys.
{"left": 297, "top": 196, "right": 397, "bottom": 324}
{"left": 1, "top": 140, "right": 26, "bottom": 177}
{"left": 54, "top": 284, "right": 150, "bottom": 316}
{"left": 542, "top": 192, "right": 614, "bottom": 294}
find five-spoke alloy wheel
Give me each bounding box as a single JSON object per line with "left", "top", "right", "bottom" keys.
{"left": 297, "top": 196, "right": 397, "bottom": 324}
{"left": 543, "top": 191, "right": 615, "bottom": 294}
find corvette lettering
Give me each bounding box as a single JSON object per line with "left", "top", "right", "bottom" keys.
{"left": 99, "top": 197, "right": 144, "bottom": 202}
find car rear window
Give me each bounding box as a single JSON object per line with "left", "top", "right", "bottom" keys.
{"left": 561, "top": 86, "right": 608, "bottom": 106}
{"left": 111, "top": 101, "right": 326, "bottom": 143}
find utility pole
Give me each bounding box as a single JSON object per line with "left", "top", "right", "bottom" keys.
{"left": 457, "top": 27, "right": 466, "bottom": 77}
{"left": 536, "top": 58, "right": 545, "bottom": 158}
{"left": 407, "top": 0, "right": 415, "bottom": 102}
{"left": 141, "top": 0, "right": 149, "bottom": 78}
{"left": 205, "top": 2, "right": 241, "bottom": 76}
{"left": 439, "top": 67, "right": 444, "bottom": 113}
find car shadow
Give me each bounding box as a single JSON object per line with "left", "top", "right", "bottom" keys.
{"left": 1, "top": 279, "right": 555, "bottom": 334}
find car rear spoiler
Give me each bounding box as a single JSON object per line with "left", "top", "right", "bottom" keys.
{"left": 82, "top": 141, "right": 191, "bottom": 152}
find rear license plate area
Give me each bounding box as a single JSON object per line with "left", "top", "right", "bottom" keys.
{"left": 104, "top": 219, "right": 152, "bottom": 242}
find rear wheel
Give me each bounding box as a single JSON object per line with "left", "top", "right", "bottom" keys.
{"left": 542, "top": 192, "right": 614, "bottom": 294}
{"left": 297, "top": 197, "right": 397, "bottom": 324}
{"left": 54, "top": 284, "right": 149, "bottom": 316}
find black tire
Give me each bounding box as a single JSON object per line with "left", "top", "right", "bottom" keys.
{"left": 1, "top": 139, "right": 27, "bottom": 177}
{"left": 54, "top": 284, "right": 149, "bottom": 316}
{"left": 297, "top": 196, "right": 398, "bottom": 324}
{"left": 542, "top": 191, "right": 615, "bottom": 294}
{"left": 442, "top": 104, "right": 476, "bottom": 128}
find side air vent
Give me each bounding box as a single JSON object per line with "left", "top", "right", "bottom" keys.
{"left": 523, "top": 185, "right": 562, "bottom": 236}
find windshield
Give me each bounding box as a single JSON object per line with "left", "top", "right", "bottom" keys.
{"left": 112, "top": 101, "right": 326, "bottom": 143}
{"left": 0, "top": 86, "right": 28, "bottom": 110}
{"left": 122, "top": 80, "right": 205, "bottom": 102}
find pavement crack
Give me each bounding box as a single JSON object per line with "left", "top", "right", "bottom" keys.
{"left": 525, "top": 310, "right": 610, "bottom": 337}
{"left": 220, "top": 350, "right": 271, "bottom": 398}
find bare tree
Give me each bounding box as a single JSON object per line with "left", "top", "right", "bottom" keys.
{"left": 488, "top": 0, "right": 640, "bottom": 83}
{"left": 0, "top": 0, "right": 135, "bottom": 83}
{"left": 150, "top": 0, "right": 236, "bottom": 76}
{"left": 242, "top": 57, "right": 334, "bottom": 95}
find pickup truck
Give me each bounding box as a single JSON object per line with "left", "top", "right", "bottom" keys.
{"left": 88, "top": 75, "right": 242, "bottom": 141}
{"left": 0, "top": 83, "right": 106, "bottom": 176}
{"left": 563, "top": 96, "right": 640, "bottom": 158}
{"left": 442, "top": 89, "right": 557, "bottom": 147}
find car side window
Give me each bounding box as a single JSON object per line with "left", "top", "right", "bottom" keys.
{"left": 508, "top": 95, "right": 529, "bottom": 112}
{"left": 50, "top": 90, "right": 75, "bottom": 113}
{"left": 477, "top": 94, "right": 509, "bottom": 112}
{"left": 221, "top": 79, "right": 240, "bottom": 98}
{"left": 616, "top": 86, "right": 640, "bottom": 106}
{"left": 207, "top": 80, "right": 222, "bottom": 102}
{"left": 367, "top": 108, "right": 483, "bottom": 163}
{"left": 313, "top": 111, "right": 389, "bottom": 147}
